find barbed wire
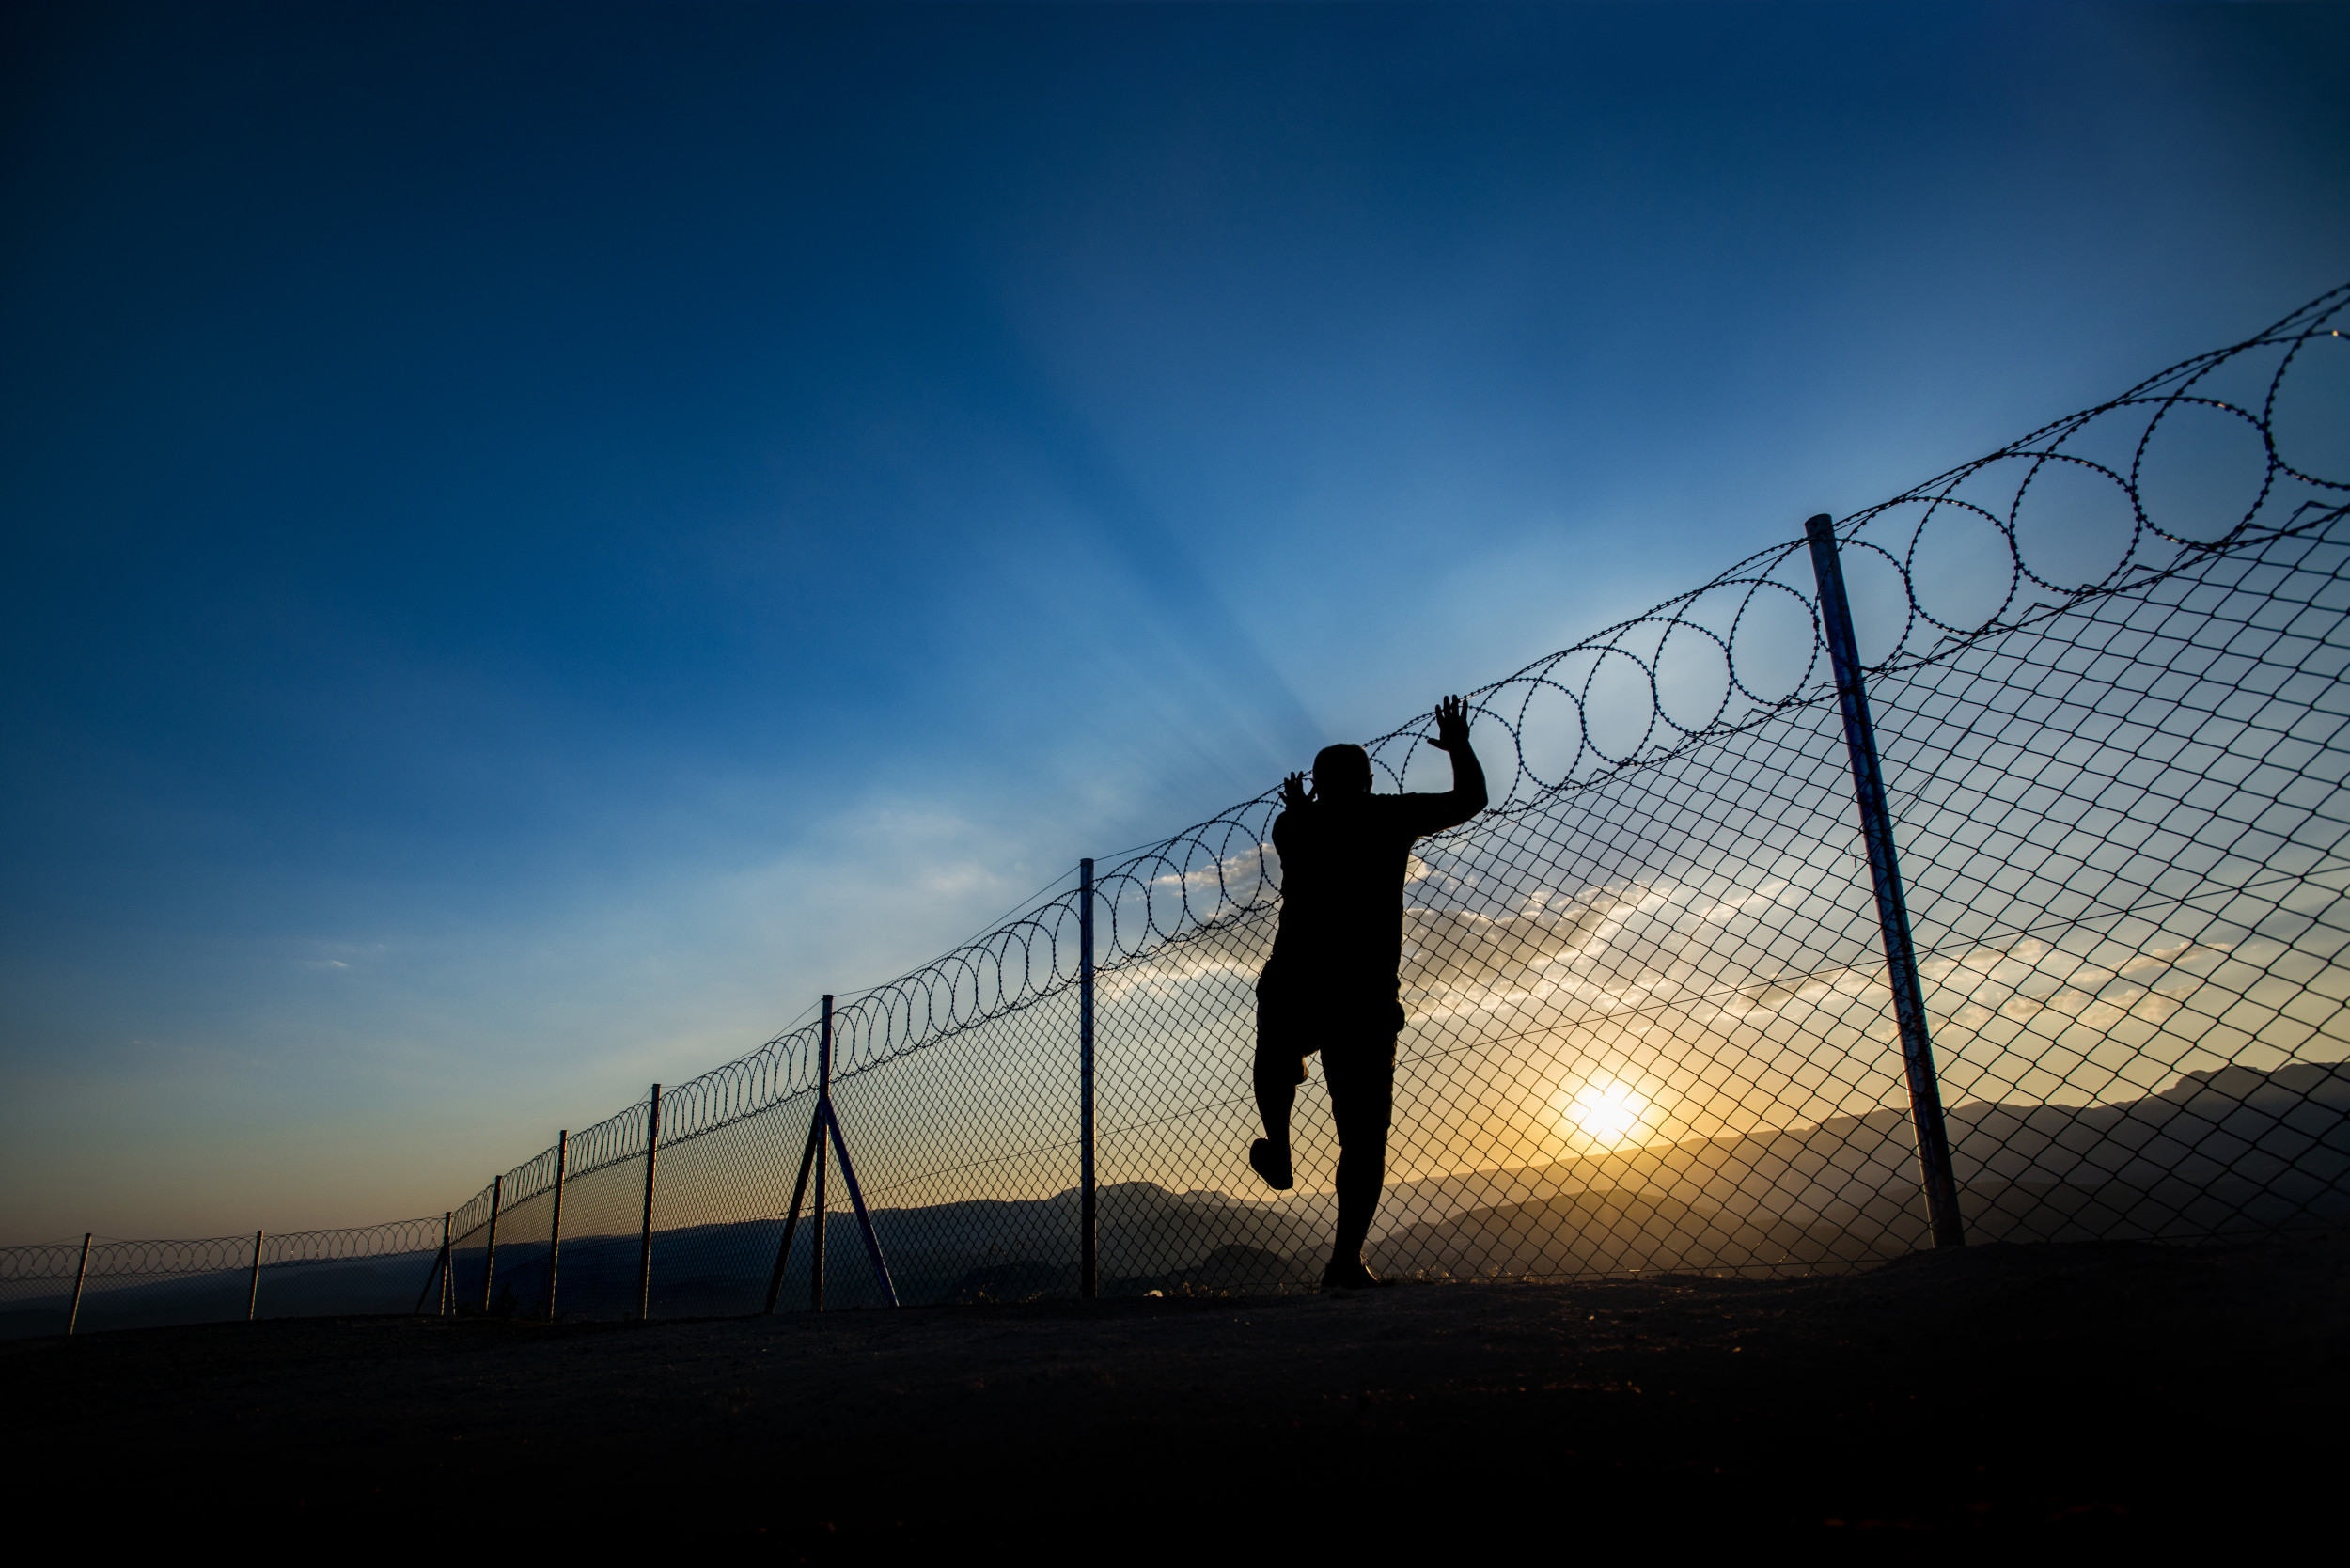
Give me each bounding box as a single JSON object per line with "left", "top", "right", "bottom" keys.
{"left": 0, "top": 1219, "right": 447, "bottom": 1284}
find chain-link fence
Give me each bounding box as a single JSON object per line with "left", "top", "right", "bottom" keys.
{"left": 8, "top": 284, "right": 2346, "bottom": 1335}
{"left": 0, "top": 1220, "right": 450, "bottom": 1338}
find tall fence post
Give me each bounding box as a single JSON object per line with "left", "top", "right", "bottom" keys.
{"left": 1805, "top": 512, "right": 1966, "bottom": 1249}
{"left": 479, "top": 1174, "right": 504, "bottom": 1313}
{"left": 439, "top": 1212, "right": 453, "bottom": 1316}
{"left": 812, "top": 997, "right": 830, "bottom": 1313}
{"left": 67, "top": 1233, "right": 90, "bottom": 1337}
{"left": 245, "top": 1230, "right": 264, "bottom": 1322}
{"left": 545, "top": 1130, "right": 568, "bottom": 1320}
{"left": 636, "top": 1084, "right": 662, "bottom": 1321}
{"left": 1079, "top": 857, "right": 1098, "bottom": 1300}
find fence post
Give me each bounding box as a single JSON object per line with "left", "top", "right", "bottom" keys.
{"left": 636, "top": 1085, "right": 661, "bottom": 1322}
{"left": 545, "top": 1130, "right": 568, "bottom": 1320}
{"left": 1805, "top": 512, "right": 1966, "bottom": 1249}
{"left": 246, "top": 1230, "right": 264, "bottom": 1322}
{"left": 812, "top": 997, "right": 830, "bottom": 1313}
{"left": 1080, "top": 857, "right": 1098, "bottom": 1300}
{"left": 67, "top": 1233, "right": 90, "bottom": 1337}
{"left": 479, "top": 1174, "right": 504, "bottom": 1313}
{"left": 439, "top": 1212, "right": 453, "bottom": 1315}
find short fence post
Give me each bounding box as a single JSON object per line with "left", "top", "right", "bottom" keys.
{"left": 545, "top": 1130, "right": 568, "bottom": 1320}
{"left": 1805, "top": 512, "right": 1966, "bottom": 1249}
{"left": 246, "top": 1230, "right": 264, "bottom": 1322}
{"left": 1079, "top": 857, "right": 1098, "bottom": 1300}
{"left": 636, "top": 1085, "right": 662, "bottom": 1322}
{"left": 479, "top": 1174, "right": 504, "bottom": 1313}
{"left": 811, "top": 998, "right": 829, "bottom": 1313}
{"left": 67, "top": 1233, "right": 90, "bottom": 1337}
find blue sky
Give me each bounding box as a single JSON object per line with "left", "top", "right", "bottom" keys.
{"left": 3, "top": 1, "right": 2345, "bottom": 1239}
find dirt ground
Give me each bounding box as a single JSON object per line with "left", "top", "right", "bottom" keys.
{"left": 7, "top": 1232, "right": 2343, "bottom": 1555}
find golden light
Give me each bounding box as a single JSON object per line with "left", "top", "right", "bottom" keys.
{"left": 1563, "top": 1081, "right": 1648, "bottom": 1145}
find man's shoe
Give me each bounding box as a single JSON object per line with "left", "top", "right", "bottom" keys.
{"left": 1321, "top": 1258, "right": 1389, "bottom": 1291}
{"left": 1248, "top": 1138, "right": 1293, "bottom": 1191}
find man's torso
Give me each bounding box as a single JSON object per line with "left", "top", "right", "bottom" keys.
{"left": 1261, "top": 794, "right": 1431, "bottom": 999}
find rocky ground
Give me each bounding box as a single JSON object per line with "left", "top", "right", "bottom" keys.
{"left": 7, "top": 1231, "right": 2343, "bottom": 1555}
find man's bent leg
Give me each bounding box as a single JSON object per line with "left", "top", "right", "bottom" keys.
{"left": 1321, "top": 1033, "right": 1397, "bottom": 1285}
{"left": 1249, "top": 987, "right": 1306, "bottom": 1191}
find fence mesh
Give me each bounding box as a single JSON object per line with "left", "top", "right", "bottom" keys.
{"left": 7, "top": 283, "right": 2345, "bottom": 1333}
{"left": 0, "top": 1221, "right": 449, "bottom": 1338}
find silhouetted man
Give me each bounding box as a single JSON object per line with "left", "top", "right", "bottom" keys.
{"left": 1251, "top": 695, "right": 1486, "bottom": 1289}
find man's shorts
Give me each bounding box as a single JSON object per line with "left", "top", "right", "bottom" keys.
{"left": 1255, "top": 981, "right": 1403, "bottom": 1150}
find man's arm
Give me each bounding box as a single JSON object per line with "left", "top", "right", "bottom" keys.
{"left": 1413, "top": 694, "right": 1487, "bottom": 834}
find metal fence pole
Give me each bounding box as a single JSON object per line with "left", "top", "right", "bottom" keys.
{"left": 811, "top": 996, "right": 830, "bottom": 1313}
{"left": 245, "top": 1230, "right": 264, "bottom": 1322}
{"left": 438, "top": 1212, "right": 453, "bottom": 1316}
{"left": 67, "top": 1233, "right": 90, "bottom": 1337}
{"left": 636, "top": 1084, "right": 662, "bottom": 1322}
{"left": 479, "top": 1173, "right": 504, "bottom": 1313}
{"left": 1805, "top": 512, "right": 1966, "bottom": 1249}
{"left": 545, "top": 1130, "right": 568, "bottom": 1320}
{"left": 1079, "top": 857, "right": 1098, "bottom": 1300}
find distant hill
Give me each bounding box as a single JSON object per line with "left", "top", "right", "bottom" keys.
{"left": 1370, "top": 1059, "right": 2350, "bottom": 1278}
{"left": 8, "top": 1059, "right": 2342, "bottom": 1337}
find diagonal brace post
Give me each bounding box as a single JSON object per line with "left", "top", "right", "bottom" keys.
{"left": 820, "top": 1099, "right": 898, "bottom": 1308}
{"left": 763, "top": 1107, "right": 824, "bottom": 1313}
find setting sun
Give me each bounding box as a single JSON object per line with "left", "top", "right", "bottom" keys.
{"left": 1564, "top": 1082, "right": 1649, "bottom": 1145}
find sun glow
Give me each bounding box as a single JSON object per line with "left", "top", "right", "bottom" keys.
{"left": 1563, "top": 1081, "right": 1649, "bottom": 1145}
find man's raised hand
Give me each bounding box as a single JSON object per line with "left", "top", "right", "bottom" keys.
{"left": 1427, "top": 695, "right": 1472, "bottom": 753}
{"left": 1282, "top": 771, "right": 1310, "bottom": 810}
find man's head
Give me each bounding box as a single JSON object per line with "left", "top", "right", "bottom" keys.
{"left": 1312, "top": 743, "right": 1373, "bottom": 797}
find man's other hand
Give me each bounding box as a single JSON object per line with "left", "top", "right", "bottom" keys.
{"left": 1427, "top": 695, "right": 1472, "bottom": 753}
{"left": 1282, "top": 771, "right": 1309, "bottom": 810}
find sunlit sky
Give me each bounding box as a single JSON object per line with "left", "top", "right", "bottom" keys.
{"left": 4, "top": 2, "right": 2345, "bottom": 1240}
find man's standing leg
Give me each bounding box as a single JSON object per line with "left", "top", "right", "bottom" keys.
{"left": 1320, "top": 1030, "right": 1397, "bottom": 1288}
